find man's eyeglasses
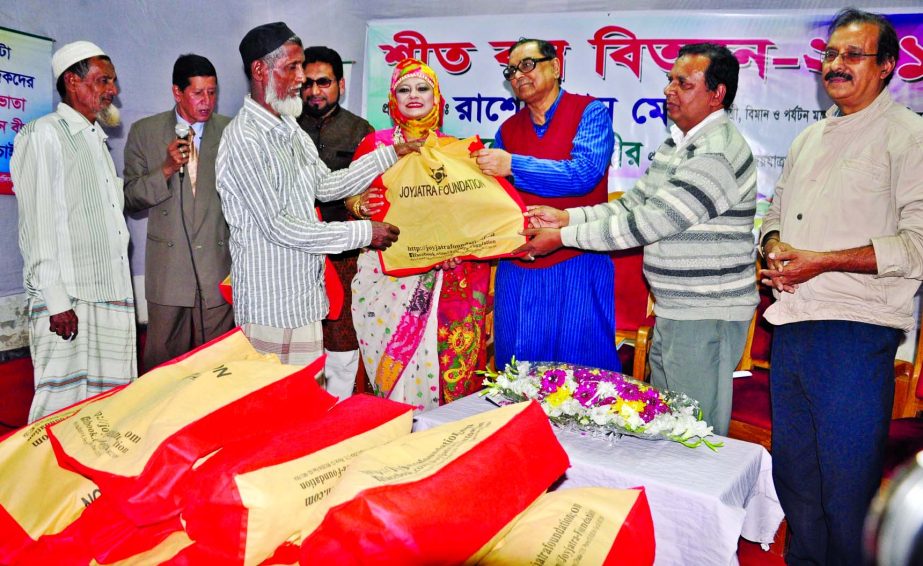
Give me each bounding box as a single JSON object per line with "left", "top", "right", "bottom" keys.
{"left": 502, "top": 56, "right": 554, "bottom": 81}
{"left": 304, "top": 77, "right": 334, "bottom": 88}
{"left": 821, "top": 49, "right": 878, "bottom": 64}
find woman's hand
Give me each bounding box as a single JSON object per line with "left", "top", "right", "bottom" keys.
{"left": 348, "top": 186, "right": 387, "bottom": 219}
{"left": 435, "top": 257, "right": 462, "bottom": 271}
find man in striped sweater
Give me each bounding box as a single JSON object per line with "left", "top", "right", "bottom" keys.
{"left": 517, "top": 43, "right": 757, "bottom": 435}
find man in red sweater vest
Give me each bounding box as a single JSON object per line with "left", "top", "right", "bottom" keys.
{"left": 473, "top": 39, "right": 619, "bottom": 372}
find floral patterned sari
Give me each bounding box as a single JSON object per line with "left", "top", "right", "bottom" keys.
{"left": 351, "top": 127, "right": 489, "bottom": 411}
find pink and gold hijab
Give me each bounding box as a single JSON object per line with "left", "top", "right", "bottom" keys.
{"left": 388, "top": 58, "right": 445, "bottom": 141}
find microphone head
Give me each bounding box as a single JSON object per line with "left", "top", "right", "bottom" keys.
{"left": 175, "top": 122, "right": 191, "bottom": 138}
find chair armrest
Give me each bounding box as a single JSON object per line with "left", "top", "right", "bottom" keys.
{"left": 634, "top": 325, "right": 652, "bottom": 382}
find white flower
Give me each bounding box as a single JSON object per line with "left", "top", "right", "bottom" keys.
{"left": 587, "top": 405, "right": 612, "bottom": 426}
{"left": 596, "top": 381, "right": 619, "bottom": 399}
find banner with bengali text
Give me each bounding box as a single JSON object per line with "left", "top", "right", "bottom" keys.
{"left": 0, "top": 27, "right": 53, "bottom": 195}
{"left": 364, "top": 9, "right": 923, "bottom": 227}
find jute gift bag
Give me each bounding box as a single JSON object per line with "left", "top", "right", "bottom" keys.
{"left": 474, "top": 487, "right": 655, "bottom": 565}
{"left": 374, "top": 135, "right": 526, "bottom": 276}
{"left": 296, "top": 400, "right": 570, "bottom": 565}
{"left": 46, "top": 329, "right": 335, "bottom": 526}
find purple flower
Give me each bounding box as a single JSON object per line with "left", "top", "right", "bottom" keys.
{"left": 573, "top": 381, "right": 598, "bottom": 407}
{"left": 540, "top": 368, "right": 567, "bottom": 393}
{"left": 640, "top": 404, "right": 659, "bottom": 423}
{"left": 620, "top": 383, "right": 643, "bottom": 401}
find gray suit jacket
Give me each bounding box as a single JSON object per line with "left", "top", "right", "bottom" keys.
{"left": 124, "top": 109, "right": 231, "bottom": 308}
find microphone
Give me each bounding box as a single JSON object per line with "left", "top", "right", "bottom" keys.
{"left": 174, "top": 122, "right": 191, "bottom": 178}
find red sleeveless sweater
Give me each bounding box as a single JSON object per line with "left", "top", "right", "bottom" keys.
{"left": 499, "top": 92, "right": 608, "bottom": 268}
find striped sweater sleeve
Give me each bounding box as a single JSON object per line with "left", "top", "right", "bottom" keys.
{"left": 561, "top": 151, "right": 742, "bottom": 251}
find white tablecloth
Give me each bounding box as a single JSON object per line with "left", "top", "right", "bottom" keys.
{"left": 414, "top": 395, "right": 784, "bottom": 566}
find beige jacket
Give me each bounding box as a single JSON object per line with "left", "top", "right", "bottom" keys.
{"left": 762, "top": 88, "right": 923, "bottom": 331}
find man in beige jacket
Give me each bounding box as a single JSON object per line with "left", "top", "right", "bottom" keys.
{"left": 760, "top": 8, "right": 923, "bottom": 564}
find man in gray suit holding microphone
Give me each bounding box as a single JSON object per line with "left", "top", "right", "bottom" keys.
{"left": 124, "top": 54, "right": 233, "bottom": 371}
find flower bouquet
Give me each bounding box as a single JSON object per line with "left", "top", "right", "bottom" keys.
{"left": 480, "top": 359, "right": 722, "bottom": 450}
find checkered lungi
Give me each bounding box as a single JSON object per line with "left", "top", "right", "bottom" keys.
{"left": 28, "top": 298, "right": 137, "bottom": 422}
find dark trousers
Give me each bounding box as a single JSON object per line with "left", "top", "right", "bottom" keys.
{"left": 143, "top": 299, "right": 235, "bottom": 372}
{"left": 770, "top": 320, "right": 900, "bottom": 565}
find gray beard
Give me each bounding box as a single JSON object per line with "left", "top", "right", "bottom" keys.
{"left": 266, "top": 75, "right": 303, "bottom": 117}
{"left": 96, "top": 104, "right": 121, "bottom": 127}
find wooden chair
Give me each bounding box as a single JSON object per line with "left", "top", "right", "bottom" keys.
{"left": 884, "top": 303, "right": 923, "bottom": 478}
{"left": 893, "top": 318, "right": 923, "bottom": 419}
{"left": 613, "top": 248, "right": 655, "bottom": 380}
{"left": 607, "top": 192, "right": 655, "bottom": 380}
{"left": 728, "top": 284, "right": 774, "bottom": 451}
{"left": 729, "top": 277, "right": 923, "bottom": 454}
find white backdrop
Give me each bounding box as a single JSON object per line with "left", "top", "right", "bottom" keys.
{"left": 364, "top": 9, "right": 923, "bottom": 225}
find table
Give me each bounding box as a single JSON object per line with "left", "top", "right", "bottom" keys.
{"left": 414, "top": 395, "right": 784, "bottom": 566}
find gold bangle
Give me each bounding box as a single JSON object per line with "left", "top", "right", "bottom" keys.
{"left": 351, "top": 198, "right": 365, "bottom": 219}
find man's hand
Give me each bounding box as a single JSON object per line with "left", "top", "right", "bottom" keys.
{"left": 762, "top": 238, "right": 791, "bottom": 272}
{"left": 760, "top": 238, "right": 796, "bottom": 293}
{"left": 369, "top": 222, "right": 400, "bottom": 250}
{"left": 49, "top": 309, "right": 78, "bottom": 341}
{"left": 524, "top": 205, "right": 569, "bottom": 229}
{"left": 161, "top": 138, "right": 191, "bottom": 179}
{"left": 473, "top": 148, "right": 513, "bottom": 177}
{"left": 761, "top": 244, "right": 829, "bottom": 293}
{"left": 512, "top": 228, "right": 563, "bottom": 261}
{"left": 393, "top": 141, "right": 423, "bottom": 157}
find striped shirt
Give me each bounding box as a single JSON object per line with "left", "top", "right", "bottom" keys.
{"left": 493, "top": 89, "right": 614, "bottom": 196}
{"left": 217, "top": 96, "right": 397, "bottom": 328}
{"left": 12, "top": 103, "right": 133, "bottom": 315}
{"left": 562, "top": 113, "right": 758, "bottom": 321}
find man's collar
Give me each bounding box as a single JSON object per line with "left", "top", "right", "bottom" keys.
{"left": 828, "top": 87, "right": 892, "bottom": 120}
{"left": 531, "top": 89, "right": 564, "bottom": 125}
{"left": 174, "top": 109, "right": 205, "bottom": 136}
{"left": 57, "top": 102, "right": 102, "bottom": 137}
{"left": 670, "top": 108, "right": 726, "bottom": 149}
{"left": 243, "top": 95, "right": 296, "bottom": 134}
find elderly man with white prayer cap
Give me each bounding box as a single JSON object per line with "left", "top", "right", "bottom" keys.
{"left": 11, "top": 40, "right": 137, "bottom": 422}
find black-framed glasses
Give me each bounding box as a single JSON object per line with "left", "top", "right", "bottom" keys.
{"left": 821, "top": 49, "right": 878, "bottom": 64}
{"left": 303, "top": 77, "right": 334, "bottom": 88}
{"left": 502, "top": 56, "right": 554, "bottom": 81}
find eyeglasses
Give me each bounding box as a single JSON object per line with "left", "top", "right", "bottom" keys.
{"left": 502, "top": 56, "right": 554, "bottom": 81}
{"left": 821, "top": 49, "right": 878, "bottom": 64}
{"left": 303, "top": 77, "right": 334, "bottom": 88}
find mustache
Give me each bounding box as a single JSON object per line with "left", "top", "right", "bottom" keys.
{"left": 824, "top": 71, "right": 852, "bottom": 81}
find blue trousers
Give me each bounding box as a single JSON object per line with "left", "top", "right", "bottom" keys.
{"left": 494, "top": 253, "right": 620, "bottom": 372}
{"left": 770, "top": 320, "right": 900, "bottom": 565}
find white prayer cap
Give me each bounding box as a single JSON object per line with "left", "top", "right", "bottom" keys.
{"left": 52, "top": 41, "right": 106, "bottom": 81}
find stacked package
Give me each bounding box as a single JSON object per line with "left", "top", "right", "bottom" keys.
{"left": 0, "top": 328, "right": 655, "bottom": 565}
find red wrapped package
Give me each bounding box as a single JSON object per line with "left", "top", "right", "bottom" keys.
{"left": 13, "top": 495, "right": 182, "bottom": 565}
{"left": 179, "top": 394, "right": 413, "bottom": 565}
{"left": 46, "top": 329, "right": 336, "bottom": 526}
{"left": 297, "top": 400, "right": 570, "bottom": 565}
{"left": 0, "top": 391, "right": 119, "bottom": 563}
